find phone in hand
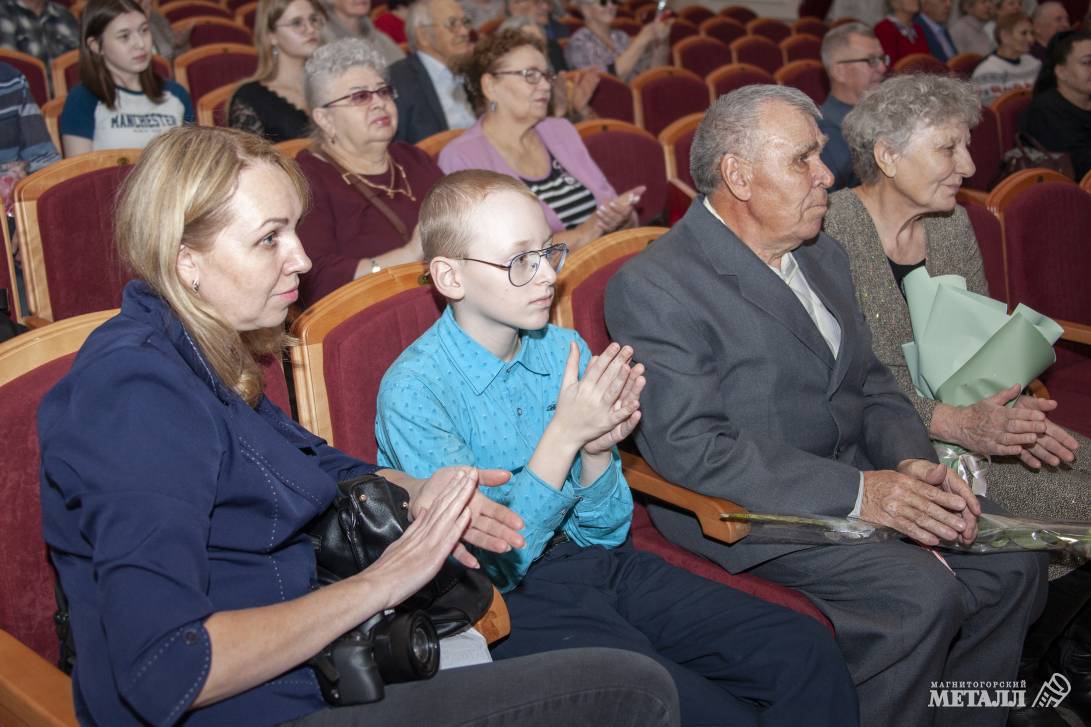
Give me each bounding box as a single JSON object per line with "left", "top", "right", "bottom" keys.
{"left": 654, "top": 0, "right": 669, "bottom": 20}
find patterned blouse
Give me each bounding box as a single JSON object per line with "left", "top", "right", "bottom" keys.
{"left": 565, "top": 27, "right": 654, "bottom": 80}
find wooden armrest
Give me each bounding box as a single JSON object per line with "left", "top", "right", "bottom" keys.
{"left": 1028, "top": 378, "right": 1050, "bottom": 400}
{"left": 23, "top": 315, "right": 51, "bottom": 330}
{"left": 474, "top": 586, "right": 510, "bottom": 644}
{"left": 0, "top": 630, "right": 77, "bottom": 727}
{"left": 1057, "top": 319, "right": 1091, "bottom": 346}
{"left": 620, "top": 451, "right": 750, "bottom": 543}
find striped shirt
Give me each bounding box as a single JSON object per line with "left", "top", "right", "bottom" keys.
{"left": 0, "top": 62, "right": 60, "bottom": 209}
{"left": 523, "top": 156, "right": 597, "bottom": 230}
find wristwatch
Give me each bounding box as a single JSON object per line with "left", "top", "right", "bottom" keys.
{"left": 369, "top": 259, "right": 381, "bottom": 274}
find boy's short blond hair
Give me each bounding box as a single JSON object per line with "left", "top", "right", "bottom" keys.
{"left": 419, "top": 170, "right": 540, "bottom": 262}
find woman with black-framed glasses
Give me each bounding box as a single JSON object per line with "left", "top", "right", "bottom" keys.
{"left": 439, "top": 30, "right": 644, "bottom": 252}
{"left": 295, "top": 38, "right": 445, "bottom": 307}
{"left": 564, "top": 0, "right": 669, "bottom": 81}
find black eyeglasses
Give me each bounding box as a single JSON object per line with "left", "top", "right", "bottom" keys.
{"left": 491, "top": 67, "right": 557, "bottom": 85}
{"left": 322, "top": 85, "right": 398, "bottom": 108}
{"left": 596, "top": 0, "right": 617, "bottom": 6}
{"left": 461, "top": 242, "right": 568, "bottom": 286}
{"left": 275, "top": 13, "right": 326, "bottom": 32}
{"left": 836, "top": 54, "right": 890, "bottom": 68}
{"left": 423, "top": 15, "right": 474, "bottom": 31}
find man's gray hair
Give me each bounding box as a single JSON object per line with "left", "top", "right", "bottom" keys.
{"left": 1032, "top": 0, "right": 1064, "bottom": 22}
{"left": 842, "top": 74, "right": 981, "bottom": 185}
{"left": 405, "top": 0, "right": 435, "bottom": 52}
{"left": 498, "top": 14, "right": 540, "bottom": 33}
{"left": 304, "top": 38, "right": 390, "bottom": 110}
{"left": 689, "top": 84, "right": 821, "bottom": 195}
{"left": 819, "top": 22, "right": 876, "bottom": 69}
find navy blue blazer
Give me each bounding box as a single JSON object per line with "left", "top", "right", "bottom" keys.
{"left": 390, "top": 52, "right": 450, "bottom": 144}
{"left": 38, "top": 281, "right": 376, "bottom": 726}
{"left": 916, "top": 14, "right": 956, "bottom": 62}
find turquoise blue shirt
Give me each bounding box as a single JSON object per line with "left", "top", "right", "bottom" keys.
{"left": 376, "top": 307, "right": 632, "bottom": 592}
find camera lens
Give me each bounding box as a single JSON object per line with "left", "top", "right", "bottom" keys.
{"left": 373, "top": 610, "right": 440, "bottom": 684}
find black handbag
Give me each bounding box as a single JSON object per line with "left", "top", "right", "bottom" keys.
{"left": 306, "top": 473, "right": 494, "bottom": 638}
{"left": 995, "top": 131, "right": 1076, "bottom": 185}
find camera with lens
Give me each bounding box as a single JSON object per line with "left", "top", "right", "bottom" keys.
{"left": 310, "top": 609, "right": 440, "bottom": 705}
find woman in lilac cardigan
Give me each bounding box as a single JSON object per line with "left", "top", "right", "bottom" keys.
{"left": 439, "top": 30, "right": 642, "bottom": 250}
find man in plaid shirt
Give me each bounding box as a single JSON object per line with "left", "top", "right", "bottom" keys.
{"left": 0, "top": 0, "right": 79, "bottom": 69}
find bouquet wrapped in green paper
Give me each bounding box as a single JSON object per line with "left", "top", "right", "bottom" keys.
{"left": 721, "top": 512, "right": 1091, "bottom": 559}
{"left": 900, "top": 267, "right": 1063, "bottom": 493}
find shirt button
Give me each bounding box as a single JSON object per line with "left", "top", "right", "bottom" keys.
{"left": 516, "top": 407, "right": 523, "bottom": 416}
{"left": 183, "top": 629, "right": 199, "bottom": 646}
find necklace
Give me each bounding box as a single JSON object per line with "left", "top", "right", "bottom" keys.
{"left": 340, "top": 155, "right": 416, "bottom": 201}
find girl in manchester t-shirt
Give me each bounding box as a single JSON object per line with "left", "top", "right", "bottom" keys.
{"left": 60, "top": 0, "right": 193, "bottom": 155}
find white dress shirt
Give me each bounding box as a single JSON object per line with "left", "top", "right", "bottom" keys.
{"left": 418, "top": 50, "right": 476, "bottom": 130}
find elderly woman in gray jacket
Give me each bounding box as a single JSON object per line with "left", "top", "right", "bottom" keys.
{"left": 822, "top": 72, "right": 1091, "bottom": 724}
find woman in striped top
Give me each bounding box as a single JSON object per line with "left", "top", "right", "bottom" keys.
{"left": 438, "top": 29, "right": 643, "bottom": 250}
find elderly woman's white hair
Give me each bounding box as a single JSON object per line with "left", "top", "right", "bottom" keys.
{"left": 303, "top": 37, "right": 390, "bottom": 111}
{"left": 842, "top": 74, "right": 981, "bottom": 186}
{"left": 689, "top": 84, "right": 821, "bottom": 195}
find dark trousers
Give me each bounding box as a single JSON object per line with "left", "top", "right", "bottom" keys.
{"left": 286, "top": 648, "right": 679, "bottom": 727}
{"left": 490, "top": 542, "right": 859, "bottom": 727}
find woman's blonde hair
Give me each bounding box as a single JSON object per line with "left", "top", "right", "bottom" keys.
{"left": 115, "top": 126, "right": 310, "bottom": 406}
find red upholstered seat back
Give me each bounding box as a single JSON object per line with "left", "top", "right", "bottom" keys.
{"left": 1, "top": 51, "right": 48, "bottom": 106}
{"left": 188, "top": 23, "right": 254, "bottom": 47}
{"left": 965, "top": 106, "right": 1002, "bottom": 191}
{"left": 792, "top": 16, "right": 829, "bottom": 38}
{"left": 675, "top": 36, "right": 733, "bottom": 77}
{"left": 181, "top": 50, "right": 257, "bottom": 106}
{"left": 679, "top": 5, "right": 714, "bottom": 24}
{"left": 569, "top": 255, "right": 637, "bottom": 353}
{"left": 163, "top": 3, "right": 233, "bottom": 21}
{"left": 894, "top": 53, "right": 947, "bottom": 74}
{"left": 582, "top": 128, "right": 668, "bottom": 224}
{"left": 1004, "top": 182, "right": 1091, "bottom": 326}
{"left": 747, "top": 18, "right": 791, "bottom": 44}
{"left": 588, "top": 74, "right": 635, "bottom": 124}
{"left": 961, "top": 200, "right": 1006, "bottom": 301}
{"left": 730, "top": 36, "right": 783, "bottom": 74}
{"left": 668, "top": 19, "right": 699, "bottom": 47}
{"left": 261, "top": 354, "right": 292, "bottom": 416}
{"left": 774, "top": 60, "right": 829, "bottom": 104}
{"left": 37, "top": 165, "right": 134, "bottom": 320}
{"left": 322, "top": 286, "right": 446, "bottom": 461}
{"left": 709, "top": 63, "right": 775, "bottom": 98}
{"left": 781, "top": 34, "right": 822, "bottom": 62}
{"left": 995, "top": 91, "right": 1030, "bottom": 151}
{"left": 699, "top": 17, "right": 746, "bottom": 46}
{"left": 719, "top": 5, "right": 757, "bottom": 24}
{"left": 0, "top": 354, "right": 77, "bottom": 662}
{"left": 636, "top": 73, "right": 709, "bottom": 136}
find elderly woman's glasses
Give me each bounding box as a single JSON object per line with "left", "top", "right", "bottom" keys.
{"left": 596, "top": 0, "right": 618, "bottom": 6}
{"left": 322, "top": 85, "right": 398, "bottom": 108}
{"left": 461, "top": 242, "right": 568, "bottom": 286}
{"left": 836, "top": 54, "right": 890, "bottom": 68}
{"left": 491, "top": 68, "right": 558, "bottom": 85}
{"left": 276, "top": 13, "right": 326, "bottom": 32}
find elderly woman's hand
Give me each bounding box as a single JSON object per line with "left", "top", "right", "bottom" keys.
{"left": 932, "top": 384, "right": 1051, "bottom": 462}
{"left": 1012, "top": 394, "right": 1079, "bottom": 468}
{"left": 410, "top": 466, "right": 524, "bottom": 567}
{"left": 595, "top": 185, "right": 645, "bottom": 232}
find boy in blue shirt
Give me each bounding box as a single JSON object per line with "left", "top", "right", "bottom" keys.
{"left": 376, "top": 170, "right": 858, "bottom": 727}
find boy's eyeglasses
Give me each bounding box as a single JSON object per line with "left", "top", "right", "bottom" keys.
{"left": 321, "top": 85, "right": 398, "bottom": 108}
{"left": 490, "top": 68, "right": 558, "bottom": 85}
{"left": 461, "top": 242, "right": 568, "bottom": 286}
{"left": 276, "top": 14, "right": 326, "bottom": 33}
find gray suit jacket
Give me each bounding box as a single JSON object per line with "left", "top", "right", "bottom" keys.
{"left": 389, "top": 52, "right": 449, "bottom": 144}
{"left": 604, "top": 197, "right": 936, "bottom": 573}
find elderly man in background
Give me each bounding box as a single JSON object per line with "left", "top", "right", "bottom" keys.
{"left": 917, "top": 0, "right": 959, "bottom": 60}
{"left": 1031, "top": 1, "right": 1070, "bottom": 60}
{"left": 604, "top": 84, "right": 1047, "bottom": 727}
{"left": 819, "top": 23, "right": 887, "bottom": 191}
{"left": 389, "top": 0, "right": 476, "bottom": 143}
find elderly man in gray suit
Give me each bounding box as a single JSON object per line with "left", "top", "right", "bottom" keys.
{"left": 604, "top": 85, "right": 1047, "bottom": 727}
